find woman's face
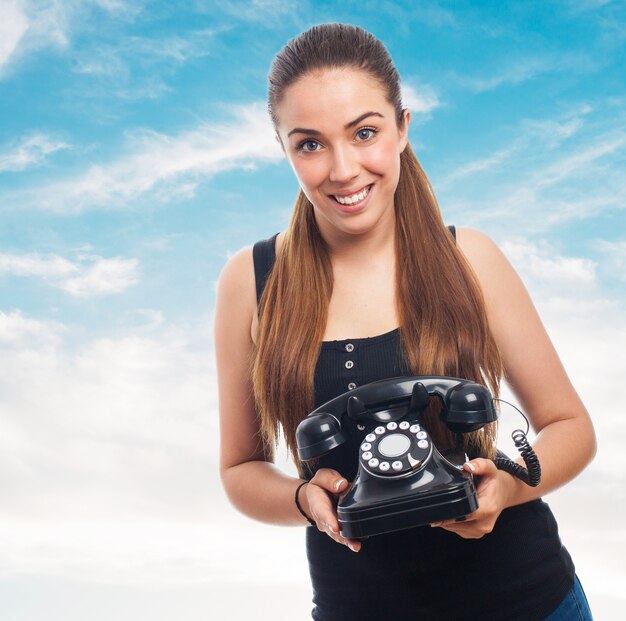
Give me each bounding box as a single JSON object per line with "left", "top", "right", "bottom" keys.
{"left": 275, "top": 67, "right": 410, "bottom": 240}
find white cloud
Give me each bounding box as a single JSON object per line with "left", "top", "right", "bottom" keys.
{"left": 0, "top": 132, "right": 70, "bottom": 172}
{"left": 497, "top": 237, "right": 625, "bottom": 475}
{"left": 0, "top": 309, "right": 64, "bottom": 345}
{"left": 0, "top": 251, "right": 139, "bottom": 297}
{"left": 0, "top": 0, "right": 29, "bottom": 73}
{"left": 501, "top": 239, "right": 597, "bottom": 285}
{"left": 594, "top": 239, "right": 626, "bottom": 280}
{"left": 0, "top": 312, "right": 216, "bottom": 523}
{"left": 0, "top": 252, "right": 77, "bottom": 278}
{"left": 2, "top": 102, "right": 282, "bottom": 213}
{"left": 401, "top": 82, "right": 440, "bottom": 114}
{"left": 60, "top": 257, "right": 139, "bottom": 296}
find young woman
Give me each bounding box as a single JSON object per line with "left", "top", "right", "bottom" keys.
{"left": 215, "top": 24, "right": 596, "bottom": 621}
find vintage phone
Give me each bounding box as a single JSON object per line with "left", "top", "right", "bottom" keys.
{"left": 296, "top": 376, "right": 540, "bottom": 539}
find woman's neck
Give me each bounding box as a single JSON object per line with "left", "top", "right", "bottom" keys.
{"left": 316, "top": 212, "right": 396, "bottom": 266}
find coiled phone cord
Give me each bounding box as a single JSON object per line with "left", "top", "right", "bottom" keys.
{"left": 492, "top": 398, "right": 542, "bottom": 487}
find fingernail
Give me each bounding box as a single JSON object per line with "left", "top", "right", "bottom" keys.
{"left": 466, "top": 462, "right": 476, "bottom": 472}
{"left": 348, "top": 543, "right": 357, "bottom": 552}
{"left": 335, "top": 479, "right": 346, "bottom": 491}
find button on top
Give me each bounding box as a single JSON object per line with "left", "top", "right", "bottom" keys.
{"left": 345, "top": 360, "right": 354, "bottom": 369}
{"left": 345, "top": 343, "right": 354, "bottom": 352}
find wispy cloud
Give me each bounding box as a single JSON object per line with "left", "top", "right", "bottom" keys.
{"left": 456, "top": 53, "right": 598, "bottom": 93}
{"left": 0, "top": 251, "right": 139, "bottom": 296}
{"left": 440, "top": 103, "right": 626, "bottom": 232}
{"left": 439, "top": 104, "right": 592, "bottom": 188}
{"left": 441, "top": 146, "right": 517, "bottom": 186}
{"left": 215, "top": 0, "right": 304, "bottom": 25}
{"left": 0, "top": 132, "right": 70, "bottom": 172}
{"left": 0, "top": 0, "right": 144, "bottom": 78}
{"left": 561, "top": 0, "right": 616, "bottom": 16}
{"left": 71, "top": 28, "right": 221, "bottom": 101}
{"left": 1, "top": 102, "right": 282, "bottom": 213}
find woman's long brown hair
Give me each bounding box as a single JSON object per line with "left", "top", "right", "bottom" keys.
{"left": 253, "top": 24, "right": 503, "bottom": 471}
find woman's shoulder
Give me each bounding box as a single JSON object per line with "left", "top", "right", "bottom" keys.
{"left": 455, "top": 226, "right": 500, "bottom": 259}
{"left": 215, "top": 245, "right": 258, "bottom": 340}
{"left": 454, "top": 227, "right": 513, "bottom": 290}
{"left": 217, "top": 244, "right": 254, "bottom": 290}
{"left": 216, "top": 232, "right": 286, "bottom": 343}
{"left": 217, "top": 232, "right": 285, "bottom": 287}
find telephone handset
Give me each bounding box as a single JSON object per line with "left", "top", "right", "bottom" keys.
{"left": 296, "top": 375, "right": 540, "bottom": 539}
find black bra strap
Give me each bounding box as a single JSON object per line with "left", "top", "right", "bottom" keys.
{"left": 252, "top": 233, "right": 279, "bottom": 304}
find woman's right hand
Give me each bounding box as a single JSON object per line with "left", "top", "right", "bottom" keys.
{"left": 303, "top": 469, "right": 362, "bottom": 553}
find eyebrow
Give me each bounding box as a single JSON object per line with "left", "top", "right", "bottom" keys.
{"left": 287, "top": 111, "right": 384, "bottom": 138}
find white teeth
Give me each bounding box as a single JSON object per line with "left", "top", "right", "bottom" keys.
{"left": 334, "top": 185, "right": 370, "bottom": 205}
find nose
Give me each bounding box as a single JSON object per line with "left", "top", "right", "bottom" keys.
{"left": 329, "top": 145, "right": 359, "bottom": 184}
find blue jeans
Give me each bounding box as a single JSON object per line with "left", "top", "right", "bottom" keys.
{"left": 544, "top": 575, "right": 593, "bottom": 620}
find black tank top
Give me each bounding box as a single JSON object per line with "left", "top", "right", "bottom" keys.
{"left": 252, "top": 231, "right": 575, "bottom": 621}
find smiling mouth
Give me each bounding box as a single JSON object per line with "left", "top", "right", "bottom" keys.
{"left": 331, "top": 184, "right": 372, "bottom": 206}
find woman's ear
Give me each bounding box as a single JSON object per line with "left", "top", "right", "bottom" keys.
{"left": 400, "top": 108, "right": 411, "bottom": 151}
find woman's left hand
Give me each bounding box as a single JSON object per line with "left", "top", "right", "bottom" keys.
{"left": 430, "top": 459, "right": 515, "bottom": 539}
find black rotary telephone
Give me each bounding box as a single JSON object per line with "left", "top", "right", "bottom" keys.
{"left": 296, "top": 376, "right": 541, "bottom": 539}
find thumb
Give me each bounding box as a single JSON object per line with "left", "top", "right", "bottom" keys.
{"left": 464, "top": 458, "right": 497, "bottom": 476}
{"left": 310, "top": 468, "right": 349, "bottom": 493}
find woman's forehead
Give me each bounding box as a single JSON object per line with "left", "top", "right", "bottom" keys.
{"left": 275, "top": 67, "right": 392, "bottom": 131}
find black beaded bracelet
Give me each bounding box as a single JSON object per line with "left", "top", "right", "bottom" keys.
{"left": 295, "top": 481, "right": 316, "bottom": 527}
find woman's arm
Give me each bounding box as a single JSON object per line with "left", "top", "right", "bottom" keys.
{"left": 216, "top": 246, "right": 305, "bottom": 524}
{"left": 433, "top": 227, "right": 597, "bottom": 538}
{"left": 215, "top": 246, "right": 359, "bottom": 550}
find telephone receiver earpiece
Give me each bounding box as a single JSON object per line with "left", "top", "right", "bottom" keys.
{"left": 442, "top": 381, "right": 497, "bottom": 432}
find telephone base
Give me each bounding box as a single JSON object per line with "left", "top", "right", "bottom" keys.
{"left": 338, "top": 478, "right": 478, "bottom": 539}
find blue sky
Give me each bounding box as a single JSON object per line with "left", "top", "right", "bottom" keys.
{"left": 0, "top": 1, "right": 625, "bottom": 620}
